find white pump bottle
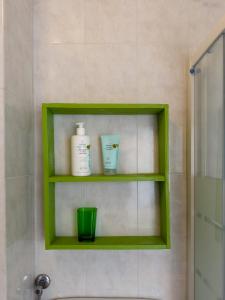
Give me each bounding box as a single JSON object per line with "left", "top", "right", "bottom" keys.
{"left": 71, "top": 122, "right": 91, "bottom": 176}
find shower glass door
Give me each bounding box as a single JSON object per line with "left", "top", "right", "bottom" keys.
{"left": 194, "top": 35, "right": 225, "bottom": 300}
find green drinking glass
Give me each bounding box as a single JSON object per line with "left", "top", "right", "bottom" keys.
{"left": 77, "top": 207, "right": 97, "bottom": 242}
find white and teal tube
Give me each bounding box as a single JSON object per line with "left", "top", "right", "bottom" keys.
{"left": 101, "top": 134, "right": 120, "bottom": 175}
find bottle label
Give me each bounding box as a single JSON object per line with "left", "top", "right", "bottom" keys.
{"left": 73, "top": 141, "right": 91, "bottom": 174}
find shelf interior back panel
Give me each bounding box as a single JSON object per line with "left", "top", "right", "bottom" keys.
{"left": 55, "top": 181, "right": 160, "bottom": 237}
{"left": 54, "top": 114, "right": 159, "bottom": 176}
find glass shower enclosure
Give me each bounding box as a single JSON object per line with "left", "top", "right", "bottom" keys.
{"left": 193, "top": 34, "right": 225, "bottom": 300}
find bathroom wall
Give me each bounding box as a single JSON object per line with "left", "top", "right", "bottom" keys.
{"left": 33, "top": 1, "right": 225, "bottom": 300}
{"left": 188, "top": 0, "right": 225, "bottom": 55}
{"left": 0, "top": 0, "right": 6, "bottom": 298}
{"left": 4, "top": 0, "right": 35, "bottom": 299}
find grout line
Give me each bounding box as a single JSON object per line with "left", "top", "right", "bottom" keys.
{"left": 136, "top": 0, "right": 139, "bottom": 242}
{"left": 36, "top": 41, "right": 138, "bottom": 46}
{"left": 5, "top": 174, "right": 33, "bottom": 180}
{"left": 136, "top": 2, "right": 141, "bottom": 293}
{"left": 83, "top": 250, "right": 88, "bottom": 295}
{"left": 83, "top": 0, "right": 88, "bottom": 45}
{"left": 137, "top": 249, "right": 140, "bottom": 297}
{"left": 136, "top": 115, "right": 139, "bottom": 237}
{"left": 83, "top": 0, "right": 88, "bottom": 100}
{"left": 135, "top": 0, "right": 138, "bottom": 100}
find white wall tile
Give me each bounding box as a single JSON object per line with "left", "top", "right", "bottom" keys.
{"left": 35, "top": 245, "right": 86, "bottom": 298}
{"left": 4, "top": 0, "right": 33, "bottom": 96}
{"left": 0, "top": 3, "right": 3, "bottom": 90}
{"left": 137, "top": 0, "right": 188, "bottom": 47}
{"left": 6, "top": 177, "right": 34, "bottom": 300}
{"left": 85, "top": 0, "right": 136, "bottom": 43}
{"left": 6, "top": 176, "right": 33, "bottom": 247}
{"left": 137, "top": 115, "right": 158, "bottom": 173}
{"left": 165, "top": 278, "right": 186, "bottom": 300}
{"left": 188, "top": 0, "right": 225, "bottom": 54}
{"left": 34, "top": 43, "right": 86, "bottom": 101}
{"left": 170, "top": 175, "right": 187, "bottom": 238}
{"left": 137, "top": 43, "right": 186, "bottom": 98}
{"left": 0, "top": 87, "right": 6, "bottom": 298}
{"left": 5, "top": 89, "right": 34, "bottom": 177}
{"left": 4, "top": 0, "right": 34, "bottom": 299}
{"left": 138, "top": 182, "right": 160, "bottom": 236}
{"left": 56, "top": 182, "right": 138, "bottom": 236}
{"left": 85, "top": 251, "right": 138, "bottom": 296}
{"left": 34, "top": 0, "right": 84, "bottom": 44}
{"left": 0, "top": 176, "right": 6, "bottom": 300}
{"left": 170, "top": 122, "right": 185, "bottom": 174}
{"left": 138, "top": 251, "right": 171, "bottom": 299}
{"left": 85, "top": 44, "right": 137, "bottom": 99}
{"left": 85, "top": 182, "right": 138, "bottom": 236}
{"left": 0, "top": 89, "right": 5, "bottom": 176}
{"left": 55, "top": 183, "right": 83, "bottom": 236}
{"left": 7, "top": 241, "right": 34, "bottom": 300}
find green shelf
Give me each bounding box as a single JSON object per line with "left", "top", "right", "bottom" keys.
{"left": 48, "top": 236, "right": 168, "bottom": 250}
{"left": 49, "top": 173, "right": 165, "bottom": 183}
{"left": 42, "top": 103, "right": 170, "bottom": 250}
{"left": 42, "top": 103, "right": 167, "bottom": 115}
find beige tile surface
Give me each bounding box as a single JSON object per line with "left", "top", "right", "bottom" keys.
{"left": 137, "top": 43, "right": 187, "bottom": 98}
{"left": 34, "top": 43, "right": 86, "bottom": 101}
{"left": 6, "top": 177, "right": 33, "bottom": 247}
{"left": 137, "top": 115, "right": 158, "bottom": 173}
{"left": 55, "top": 182, "right": 138, "bottom": 236}
{"left": 137, "top": 182, "right": 160, "bottom": 236}
{"left": 33, "top": 0, "right": 225, "bottom": 299}
{"left": 85, "top": 251, "right": 138, "bottom": 296}
{"left": 34, "top": 0, "right": 84, "bottom": 43}
{"left": 4, "top": 0, "right": 33, "bottom": 95}
{"left": 5, "top": 89, "right": 33, "bottom": 177}
{"left": 6, "top": 176, "right": 35, "bottom": 300}
{"left": 137, "top": 0, "right": 188, "bottom": 46}
{"left": 85, "top": 44, "right": 137, "bottom": 99}
{"left": 0, "top": 3, "right": 3, "bottom": 90}
{"left": 188, "top": 0, "right": 225, "bottom": 54}
{"left": 85, "top": 0, "right": 136, "bottom": 43}
{"left": 4, "top": 0, "right": 35, "bottom": 299}
{"left": 34, "top": 244, "right": 86, "bottom": 299}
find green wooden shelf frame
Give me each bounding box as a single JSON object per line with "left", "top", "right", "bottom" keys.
{"left": 42, "top": 103, "right": 170, "bottom": 250}
{"left": 49, "top": 173, "right": 165, "bottom": 183}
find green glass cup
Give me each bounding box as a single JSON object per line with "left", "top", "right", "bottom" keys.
{"left": 77, "top": 207, "right": 97, "bottom": 242}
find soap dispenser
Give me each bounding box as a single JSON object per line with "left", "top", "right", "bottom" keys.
{"left": 71, "top": 122, "right": 91, "bottom": 176}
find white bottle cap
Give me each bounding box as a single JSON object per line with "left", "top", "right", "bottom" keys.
{"left": 76, "top": 122, "right": 85, "bottom": 135}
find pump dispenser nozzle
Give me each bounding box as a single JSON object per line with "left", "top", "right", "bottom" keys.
{"left": 76, "top": 122, "right": 85, "bottom": 135}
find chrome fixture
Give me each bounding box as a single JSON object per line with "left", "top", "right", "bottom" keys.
{"left": 189, "top": 67, "right": 195, "bottom": 75}
{"left": 34, "top": 274, "right": 51, "bottom": 300}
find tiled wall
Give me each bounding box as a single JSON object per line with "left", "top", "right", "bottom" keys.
{"left": 33, "top": 1, "right": 225, "bottom": 300}
{"left": 54, "top": 114, "right": 160, "bottom": 237}
{"left": 188, "top": 0, "right": 225, "bottom": 55}
{"left": 0, "top": 0, "right": 6, "bottom": 298}
{"left": 4, "top": 0, "right": 34, "bottom": 299}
